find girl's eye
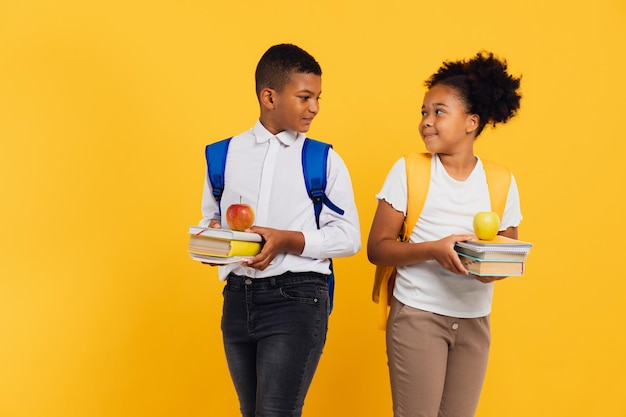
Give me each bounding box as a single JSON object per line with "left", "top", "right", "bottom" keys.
{"left": 435, "top": 109, "right": 444, "bottom": 115}
{"left": 421, "top": 111, "right": 427, "bottom": 117}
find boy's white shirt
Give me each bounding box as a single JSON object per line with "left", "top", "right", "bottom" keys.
{"left": 376, "top": 154, "right": 522, "bottom": 318}
{"left": 200, "top": 120, "right": 361, "bottom": 281}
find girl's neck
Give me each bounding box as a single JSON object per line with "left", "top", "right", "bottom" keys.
{"left": 437, "top": 152, "right": 477, "bottom": 181}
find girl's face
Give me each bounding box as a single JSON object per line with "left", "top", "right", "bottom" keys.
{"left": 419, "top": 84, "right": 478, "bottom": 154}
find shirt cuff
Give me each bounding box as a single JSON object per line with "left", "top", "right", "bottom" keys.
{"left": 300, "top": 229, "right": 324, "bottom": 258}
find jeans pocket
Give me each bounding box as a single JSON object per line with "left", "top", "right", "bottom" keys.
{"left": 279, "top": 283, "right": 325, "bottom": 305}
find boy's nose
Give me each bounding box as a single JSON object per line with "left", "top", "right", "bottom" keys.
{"left": 309, "top": 100, "right": 319, "bottom": 113}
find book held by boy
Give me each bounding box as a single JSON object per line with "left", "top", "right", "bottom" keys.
{"left": 189, "top": 253, "right": 254, "bottom": 264}
{"left": 458, "top": 253, "right": 525, "bottom": 277}
{"left": 188, "top": 226, "right": 262, "bottom": 259}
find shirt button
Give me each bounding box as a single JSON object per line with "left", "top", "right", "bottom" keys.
{"left": 244, "top": 279, "right": 253, "bottom": 285}
{"left": 452, "top": 323, "right": 459, "bottom": 330}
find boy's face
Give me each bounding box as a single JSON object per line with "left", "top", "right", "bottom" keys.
{"left": 262, "top": 71, "right": 321, "bottom": 134}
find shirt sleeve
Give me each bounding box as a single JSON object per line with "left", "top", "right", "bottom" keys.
{"left": 300, "top": 148, "right": 361, "bottom": 259}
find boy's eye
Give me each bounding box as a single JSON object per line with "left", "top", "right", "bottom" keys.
{"left": 299, "top": 96, "right": 310, "bottom": 101}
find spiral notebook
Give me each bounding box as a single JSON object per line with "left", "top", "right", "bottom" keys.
{"left": 454, "top": 235, "right": 533, "bottom": 254}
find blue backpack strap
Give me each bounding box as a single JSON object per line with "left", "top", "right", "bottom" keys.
{"left": 205, "top": 138, "right": 232, "bottom": 214}
{"left": 302, "top": 138, "right": 345, "bottom": 227}
{"left": 301, "top": 138, "right": 344, "bottom": 314}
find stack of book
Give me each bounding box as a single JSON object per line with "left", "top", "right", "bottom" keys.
{"left": 188, "top": 225, "right": 263, "bottom": 264}
{"left": 454, "top": 235, "right": 533, "bottom": 277}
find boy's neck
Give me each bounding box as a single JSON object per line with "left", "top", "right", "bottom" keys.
{"left": 259, "top": 117, "right": 283, "bottom": 135}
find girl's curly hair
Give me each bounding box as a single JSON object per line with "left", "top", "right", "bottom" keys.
{"left": 425, "top": 51, "right": 522, "bottom": 137}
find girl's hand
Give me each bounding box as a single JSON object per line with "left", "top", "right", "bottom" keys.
{"left": 470, "top": 274, "right": 507, "bottom": 283}
{"left": 431, "top": 234, "right": 474, "bottom": 275}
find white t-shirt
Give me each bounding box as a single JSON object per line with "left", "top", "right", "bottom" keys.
{"left": 376, "top": 154, "right": 522, "bottom": 318}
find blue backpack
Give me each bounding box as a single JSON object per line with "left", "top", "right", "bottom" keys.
{"left": 205, "top": 137, "right": 344, "bottom": 312}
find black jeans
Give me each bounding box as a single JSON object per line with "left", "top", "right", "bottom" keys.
{"left": 222, "top": 272, "right": 329, "bottom": 417}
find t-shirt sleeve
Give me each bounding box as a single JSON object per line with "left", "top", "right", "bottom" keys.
{"left": 500, "top": 173, "right": 523, "bottom": 230}
{"left": 375, "top": 157, "right": 408, "bottom": 216}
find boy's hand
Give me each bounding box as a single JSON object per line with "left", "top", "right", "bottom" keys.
{"left": 243, "top": 226, "right": 305, "bottom": 271}
{"left": 431, "top": 234, "right": 474, "bottom": 275}
{"left": 207, "top": 219, "right": 221, "bottom": 229}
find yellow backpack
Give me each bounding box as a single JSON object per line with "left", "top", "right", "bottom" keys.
{"left": 371, "top": 153, "right": 512, "bottom": 330}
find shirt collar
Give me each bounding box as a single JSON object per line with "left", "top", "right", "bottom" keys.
{"left": 253, "top": 119, "right": 300, "bottom": 146}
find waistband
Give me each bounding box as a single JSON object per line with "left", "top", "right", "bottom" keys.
{"left": 226, "top": 271, "right": 327, "bottom": 288}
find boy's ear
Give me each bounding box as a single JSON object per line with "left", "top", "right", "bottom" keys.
{"left": 260, "top": 88, "right": 276, "bottom": 110}
{"left": 466, "top": 114, "right": 480, "bottom": 134}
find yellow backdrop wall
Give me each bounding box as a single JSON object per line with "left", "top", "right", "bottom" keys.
{"left": 1, "top": 1, "right": 625, "bottom": 416}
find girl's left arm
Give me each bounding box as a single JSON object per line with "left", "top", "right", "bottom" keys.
{"left": 498, "top": 226, "right": 518, "bottom": 240}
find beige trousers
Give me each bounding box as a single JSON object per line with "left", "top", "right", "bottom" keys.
{"left": 386, "top": 297, "right": 491, "bottom": 417}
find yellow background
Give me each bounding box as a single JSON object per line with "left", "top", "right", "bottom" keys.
{"left": 1, "top": 0, "right": 625, "bottom": 416}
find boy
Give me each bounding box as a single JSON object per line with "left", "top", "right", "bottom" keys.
{"left": 199, "top": 44, "right": 361, "bottom": 417}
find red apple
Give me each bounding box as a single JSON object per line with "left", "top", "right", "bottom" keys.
{"left": 226, "top": 201, "right": 255, "bottom": 231}
{"left": 473, "top": 211, "right": 500, "bottom": 240}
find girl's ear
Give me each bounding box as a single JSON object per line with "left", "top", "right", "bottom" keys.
{"left": 466, "top": 114, "right": 480, "bottom": 134}
{"left": 260, "top": 88, "right": 276, "bottom": 110}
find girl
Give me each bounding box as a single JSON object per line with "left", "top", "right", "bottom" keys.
{"left": 367, "top": 51, "right": 523, "bottom": 417}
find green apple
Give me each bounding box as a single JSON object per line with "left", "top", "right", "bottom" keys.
{"left": 473, "top": 211, "right": 500, "bottom": 240}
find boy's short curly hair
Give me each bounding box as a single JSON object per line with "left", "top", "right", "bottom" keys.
{"left": 255, "top": 44, "right": 322, "bottom": 97}
{"left": 425, "top": 51, "right": 522, "bottom": 137}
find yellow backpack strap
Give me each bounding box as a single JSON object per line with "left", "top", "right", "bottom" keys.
{"left": 403, "top": 153, "right": 432, "bottom": 240}
{"left": 482, "top": 159, "right": 512, "bottom": 219}
{"left": 377, "top": 153, "right": 431, "bottom": 329}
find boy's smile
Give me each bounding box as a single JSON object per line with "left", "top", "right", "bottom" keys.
{"left": 262, "top": 72, "right": 322, "bottom": 134}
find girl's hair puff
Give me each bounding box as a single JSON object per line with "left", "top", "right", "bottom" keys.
{"left": 425, "top": 51, "right": 521, "bottom": 137}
